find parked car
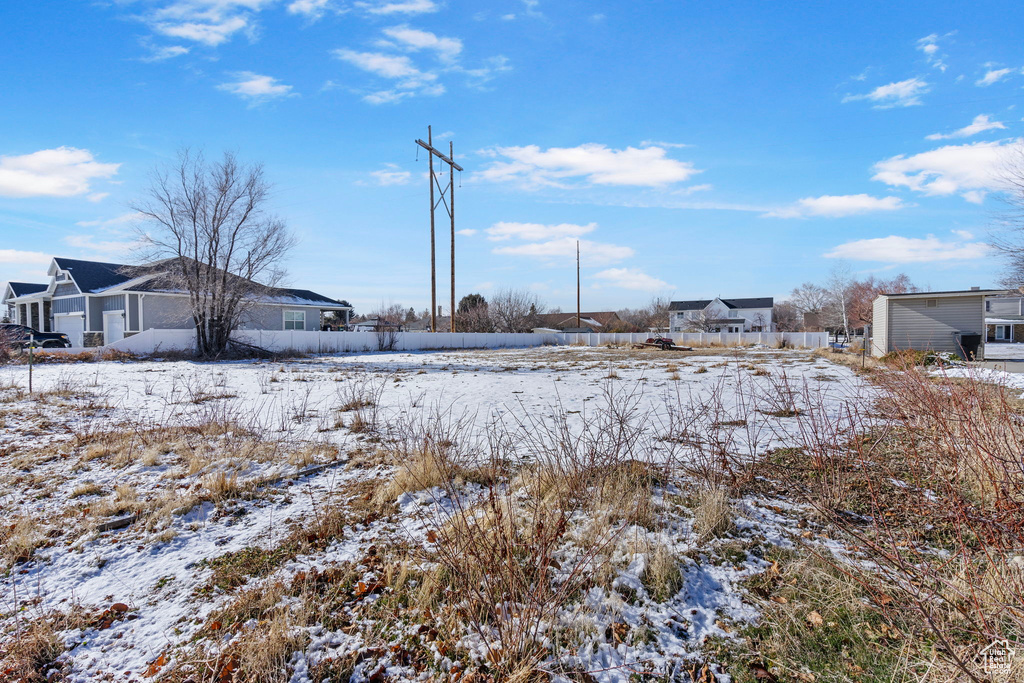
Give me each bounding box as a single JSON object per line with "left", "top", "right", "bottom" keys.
{"left": 0, "top": 323, "right": 72, "bottom": 349}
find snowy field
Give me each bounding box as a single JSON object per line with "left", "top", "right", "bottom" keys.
{"left": 0, "top": 346, "right": 869, "bottom": 682}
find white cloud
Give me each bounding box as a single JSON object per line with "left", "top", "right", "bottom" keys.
{"left": 370, "top": 164, "right": 412, "bottom": 185}
{"left": 75, "top": 213, "right": 143, "bottom": 229}
{"left": 141, "top": 44, "right": 190, "bottom": 62}
{"left": 764, "top": 194, "right": 907, "bottom": 219}
{"left": 382, "top": 25, "right": 462, "bottom": 61}
{"left": 592, "top": 268, "right": 670, "bottom": 291}
{"left": 485, "top": 221, "right": 596, "bottom": 242}
{"left": 217, "top": 72, "right": 295, "bottom": 102}
{"left": 334, "top": 49, "right": 444, "bottom": 102}
{"left": 63, "top": 234, "right": 143, "bottom": 258}
{"left": 842, "top": 77, "right": 930, "bottom": 108}
{"left": 0, "top": 249, "right": 51, "bottom": 265}
{"left": 144, "top": 0, "right": 277, "bottom": 47}
{"left": 458, "top": 55, "right": 513, "bottom": 88}
{"left": 872, "top": 139, "right": 1019, "bottom": 202}
{"left": 952, "top": 229, "right": 974, "bottom": 239}
{"left": 288, "top": 0, "right": 335, "bottom": 19}
{"left": 825, "top": 234, "right": 991, "bottom": 263}
{"left": 493, "top": 237, "right": 633, "bottom": 266}
{"left": 87, "top": 192, "right": 110, "bottom": 203}
{"left": 916, "top": 34, "right": 947, "bottom": 71}
{"left": 639, "top": 140, "right": 690, "bottom": 149}
{"left": 917, "top": 34, "right": 939, "bottom": 56}
{"left": 478, "top": 143, "right": 700, "bottom": 188}
{"left": 486, "top": 221, "right": 631, "bottom": 266}
{"left": 977, "top": 67, "right": 1014, "bottom": 87}
{"left": 0, "top": 147, "right": 120, "bottom": 198}
{"left": 357, "top": 0, "right": 438, "bottom": 14}
{"left": 926, "top": 114, "right": 1006, "bottom": 140}
{"left": 521, "top": 0, "right": 542, "bottom": 17}
{"left": 456, "top": 229, "right": 477, "bottom": 236}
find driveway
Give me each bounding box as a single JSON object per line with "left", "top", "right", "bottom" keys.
{"left": 974, "top": 359, "right": 1024, "bottom": 373}
{"left": 985, "top": 343, "right": 1024, "bottom": 361}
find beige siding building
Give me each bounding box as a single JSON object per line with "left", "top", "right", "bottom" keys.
{"left": 871, "top": 289, "right": 1005, "bottom": 359}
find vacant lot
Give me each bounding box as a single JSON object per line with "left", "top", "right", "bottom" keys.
{"left": 1, "top": 346, "right": 1020, "bottom": 682}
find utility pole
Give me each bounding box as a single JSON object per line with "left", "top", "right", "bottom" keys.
{"left": 576, "top": 240, "right": 581, "bottom": 328}
{"left": 415, "top": 126, "right": 463, "bottom": 332}
{"left": 450, "top": 141, "right": 456, "bottom": 333}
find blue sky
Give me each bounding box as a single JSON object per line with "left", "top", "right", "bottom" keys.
{"left": 2, "top": 1, "right": 1024, "bottom": 314}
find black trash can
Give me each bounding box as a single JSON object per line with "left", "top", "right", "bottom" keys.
{"left": 958, "top": 333, "right": 982, "bottom": 360}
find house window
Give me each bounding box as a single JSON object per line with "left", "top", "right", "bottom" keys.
{"left": 728, "top": 310, "right": 738, "bottom": 318}
{"left": 996, "top": 325, "right": 1011, "bottom": 341}
{"left": 986, "top": 301, "right": 991, "bottom": 312}
{"left": 284, "top": 310, "right": 305, "bottom": 330}
{"left": 926, "top": 299, "right": 938, "bottom": 308}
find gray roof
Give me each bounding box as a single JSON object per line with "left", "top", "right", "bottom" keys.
{"left": 7, "top": 282, "right": 48, "bottom": 297}
{"left": 49, "top": 257, "right": 347, "bottom": 307}
{"left": 669, "top": 297, "right": 773, "bottom": 311}
{"left": 53, "top": 257, "right": 147, "bottom": 294}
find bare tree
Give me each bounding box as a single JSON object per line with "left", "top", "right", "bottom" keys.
{"left": 371, "top": 302, "right": 406, "bottom": 351}
{"left": 772, "top": 301, "right": 802, "bottom": 332}
{"left": 789, "top": 282, "right": 830, "bottom": 315}
{"left": 133, "top": 149, "right": 295, "bottom": 357}
{"left": 489, "top": 288, "right": 546, "bottom": 332}
{"left": 682, "top": 302, "right": 728, "bottom": 332}
{"left": 645, "top": 294, "right": 672, "bottom": 331}
{"left": 991, "top": 143, "right": 1024, "bottom": 289}
{"left": 825, "top": 263, "right": 854, "bottom": 340}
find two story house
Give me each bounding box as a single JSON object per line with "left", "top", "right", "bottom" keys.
{"left": 669, "top": 297, "right": 775, "bottom": 333}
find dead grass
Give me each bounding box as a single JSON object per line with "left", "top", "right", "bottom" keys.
{"left": 693, "top": 487, "right": 735, "bottom": 542}
{"left": 640, "top": 538, "right": 684, "bottom": 602}
{"left": 1, "top": 515, "right": 43, "bottom": 569}
{"left": 718, "top": 546, "right": 920, "bottom": 683}
{"left": 0, "top": 610, "right": 81, "bottom": 681}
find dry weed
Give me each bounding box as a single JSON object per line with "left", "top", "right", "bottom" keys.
{"left": 693, "top": 487, "right": 735, "bottom": 542}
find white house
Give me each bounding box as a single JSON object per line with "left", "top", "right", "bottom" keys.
{"left": 2, "top": 257, "right": 352, "bottom": 348}
{"left": 669, "top": 297, "right": 774, "bottom": 333}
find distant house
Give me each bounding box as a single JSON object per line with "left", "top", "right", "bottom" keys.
{"left": 532, "top": 311, "right": 622, "bottom": 333}
{"left": 871, "top": 289, "right": 1005, "bottom": 359}
{"left": 984, "top": 294, "right": 1024, "bottom": 344}
{"left": 669, "top": 297, "right": 774, "bottom": 333}
{"left": 351, "top": 318, "right": 404, "bottom": 333}
{"left": 3, "top": 282, "right": 48, "bottom": 324}
{"left": 1, "top": 257, "right": 352, "bottom": 348}
{"left": 404, "top": 316, "right": 451, "bottom": 333}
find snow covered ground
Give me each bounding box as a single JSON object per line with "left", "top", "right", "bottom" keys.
{"left": 0, "top": 346, "right": 869, "bottom": 681}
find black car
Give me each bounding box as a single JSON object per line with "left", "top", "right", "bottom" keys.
{"left": 0, "top": 323, "right": 73, "bottom": 349}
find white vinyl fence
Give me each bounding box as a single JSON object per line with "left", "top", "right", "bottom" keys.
{"left": 102, "top": 329, "right": 828, "bottom": 355}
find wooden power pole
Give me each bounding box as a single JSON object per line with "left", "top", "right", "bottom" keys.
{"left": 415, "top": 127, "right": 463, "bottom": 332}
{"left": 576, "top": 240, "right": 581, "bottom": 328}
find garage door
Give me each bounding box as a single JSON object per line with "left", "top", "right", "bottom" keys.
{"left": 56, "top": 315, "right": 84, "bottom": 348}
{"left": 104, "top": 312, "right": 125, "bottom": 344}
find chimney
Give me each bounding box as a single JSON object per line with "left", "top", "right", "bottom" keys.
{"left": 970, "top": 286, "right": 980, "bottom": 291}
{"left": 438, "top": 305, "right": 443, "bottom": 317}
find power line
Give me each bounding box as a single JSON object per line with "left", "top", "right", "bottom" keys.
{"left": 415, "top": 126, "right": 464, "bottom": 332}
